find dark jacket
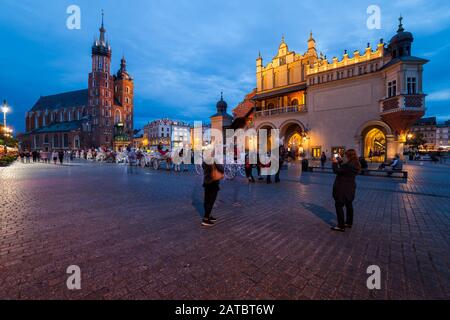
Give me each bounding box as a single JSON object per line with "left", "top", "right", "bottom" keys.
{"left": 202, "top": 162, "right": 224, "bottom": 188}
{"left": 332, "top": 162, "right": 359, "bottom": 203}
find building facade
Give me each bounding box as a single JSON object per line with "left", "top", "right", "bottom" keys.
{"left": 171, "top": 121, "right": 191, "bottom": 148}
{"left": 435, "top": 120, "right": 450, "bottom": 149}
{"left": 144, "top": 119, "right": 173, "bottom": 147}
{"left": 409, "top": 117, "right": 437, "bottom": 150}
{"left": 190, "top": 123, "right": 211, "bottom": 148}
{"left": 244, "top": 17, "right": 427, "bottom": 161}
{"left": 143, "top": 119, "right": 192, "bottom": 148}
{"left": 21, "top": 14, "right": 134, "bottom": 151}
{"left": 409, "top": 117, "right": 450, "bottom": 150}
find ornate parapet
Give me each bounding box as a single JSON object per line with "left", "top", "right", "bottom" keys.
{"left": 306, "top": 42, "right": 385, "bottom": 76}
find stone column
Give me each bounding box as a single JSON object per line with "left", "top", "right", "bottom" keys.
{"left": 386, "top": 134, "right": 396, "bottom": 160}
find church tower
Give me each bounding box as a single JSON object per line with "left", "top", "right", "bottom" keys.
{"left": 88, "top": 12, "right": 114, "bottom": 147}
{"left": 113, "top": 55, "right": 134, "bottom": 143}
{"left": 210, "top": 92, "right": 233, "bottom": 143}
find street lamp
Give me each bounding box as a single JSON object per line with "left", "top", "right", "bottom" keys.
{"left": 1, "top": 100, "right": 10, "bottom": 129}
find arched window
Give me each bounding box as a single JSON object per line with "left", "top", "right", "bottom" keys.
{"left": 34, "top": 135, "right": 40, "bottom": 149}
{"left": 44, "top": 134, "right": 49, "bottom": 144}
{"left": 74, "top": 136, "right": 80, "bottom": 149}
{"left": 53, "top": 134, "right": 59, "bottom": 148}
{"left": 267, "top": 103, "right": 275, "bottom": 110}
{"left": 63, "top": 134, "right": 69, "bottom": 148}
{"left": 34, "top": 115, "right": 39, "bottom": 129}
{"left": 114, "top": 110, "right": 122, "bottom": 124}
{"left": 291, "top": 99, "right": 299, "bottom": 106}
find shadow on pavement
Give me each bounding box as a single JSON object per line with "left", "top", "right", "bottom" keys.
{"left": 302, "top": 202, "right": 336, "bottom": 226}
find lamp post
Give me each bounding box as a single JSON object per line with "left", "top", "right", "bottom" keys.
{"left": 1, "top": 100, "right": 9, "bottom": 129}
{"left": 2, "top": 100, "right": 10, "bottom": 154}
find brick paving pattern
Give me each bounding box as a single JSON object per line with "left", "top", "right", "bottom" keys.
{"left": 0, "top": 160, "right": 449, "bottom": 299}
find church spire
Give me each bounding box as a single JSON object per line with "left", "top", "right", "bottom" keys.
{"left": 99, "top": 10, "right": 106, "bottom": 45}
{"left": 120, "top": 54, "right": 127, "bottom": 72}
{"left": 397, "top": 15, "right": 404, "bottom": 33}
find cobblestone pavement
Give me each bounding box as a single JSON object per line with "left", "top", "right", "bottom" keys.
{"left": 0, "top": 160, "right": 449, "bottom": 299}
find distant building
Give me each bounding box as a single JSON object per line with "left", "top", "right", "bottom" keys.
{"left": 190, "top": 123, "right": 211, "bottom": 148}
{"left": 171, "top": 121, "right": 191, "bottom": 148}
{"left": 409, "top": 117, "right": 437, "bottom": 150}
{"left": 144, "top": 119, "right": 172, "bottom": 147}
{"left": 436, "top": 120, "right": 450, "bottom": 149}
{"left": 143, "top": 119, "right": 191, "bottom": 148}
{"left": 133, "top": 129, "right": 145, "bottom": 149}
{"left": 210, "top": 92, "right": 233, "bottom": 143}
{"left": 20, "top": 14, "right": 134, "bottom": 151}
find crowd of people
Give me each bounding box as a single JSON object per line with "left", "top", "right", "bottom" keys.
{"left": 16, "top": 143, "right": 443, "bottom": 232}
{"left": 18, "top": 149, "right": 71, "bottom": 164}
{"left": 200, "top": 148, "right": 418, "bottom": 231}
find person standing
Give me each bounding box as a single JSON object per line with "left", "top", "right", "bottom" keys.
{"left": 202, "top": 156, "right": 224, "bottom": 227}
{"left": 245, "top": 153, "right": 255, "bottom": 183}
{"left": 330, "top": 149, "right": 361, "bottom": 232}
{"left": 58, "top": 150, "right": 64, "bottom": 164}
{"left": 25, "top": 150, "right": 31, "bottom": 163}
{"left": 52, "top": 150, "right": 58, "bottom": 164}
{"left": 320, "top": 152, "right": 327, "bottom": 169}
{"left": 275, "top": 145, "right": 286, "bottom": 183}
{"left": 32, "top": 150, "right": 37, "bottom": 162}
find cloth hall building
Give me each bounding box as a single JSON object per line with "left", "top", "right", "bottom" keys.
{"left": 21, "top": 15, "right": 134, "bottom": 151}
{"left": 232, "top": 17, "right": 428, "bottom": 162}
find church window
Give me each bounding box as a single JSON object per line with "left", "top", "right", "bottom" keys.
{"left": 114, "top": 110, "right": 122, "bottom": 124}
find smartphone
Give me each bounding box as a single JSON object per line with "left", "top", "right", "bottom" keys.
{"left": 334, "top": 153, "right": 339, "bottom": 159}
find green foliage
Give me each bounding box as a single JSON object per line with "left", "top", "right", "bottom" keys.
{"left": 0, "top": 154, "right": 17, "bottom": 167}
{"left": 407, "top": 132, "right": 427, "bottom": 150}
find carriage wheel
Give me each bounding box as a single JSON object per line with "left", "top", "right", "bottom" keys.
{"left": 224, "top": 165, "right": 235, "bottom": 180}
{"left": 238, "top": 165, "right": 246, "bottom": 177}
{"left": 153, "top": 159, "right": 159, "bottom": 170}
{"left": 195, "top": 164, "right": 203, "bottom": 175}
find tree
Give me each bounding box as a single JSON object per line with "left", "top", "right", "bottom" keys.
{"left": 407, "top": 132, "right": 427, "bottom": 150}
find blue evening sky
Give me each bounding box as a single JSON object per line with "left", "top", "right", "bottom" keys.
{"left": 1, "top": 0, "right": 449, "bottom": 133}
